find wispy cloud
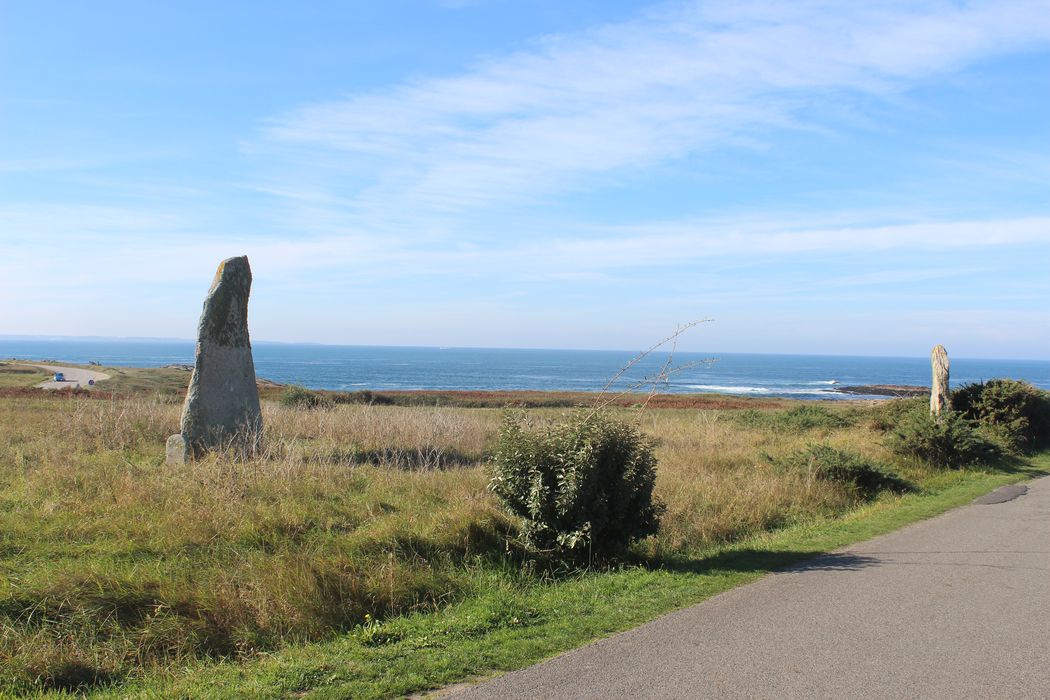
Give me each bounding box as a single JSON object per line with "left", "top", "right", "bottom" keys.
{"left": 1, "top": 201, "right": 1044, "bottom": 352}
{"left": 3, "top": 201, "right": 1044, "bottom": 288}
{"left": 2, "top": 0, "right": 1047, "bottom": 354}
{"left": 547, "top": 216, "right": 1050, "bottom": 270}
{"left": 257, "top": 0, "right": 1050, "bottom": 220}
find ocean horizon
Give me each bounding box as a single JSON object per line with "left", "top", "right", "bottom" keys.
{"left": 3, "top": 337, "right": 1049, "bottom": 399}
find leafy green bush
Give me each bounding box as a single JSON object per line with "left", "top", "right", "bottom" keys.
{"left": 736, "top": 405, "right": 853, "bottom": 431}
{"left": 950, "top": 379, "right": 1050, "bottom": 452}
{"left": 489, "top": 410, "right": 664, "bottom": 560}
{"left": 886, "top": 407, "right": 996, "bottom": 469}
{"left": 867, "top": 397, "right": 926, "bottom": 432}
{"left": 768, "top": 445, "right": 911, "bottom": 500}
{"left": 278, "top": 385, "right": 333, "bottom": 410}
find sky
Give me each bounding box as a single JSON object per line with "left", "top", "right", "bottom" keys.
{"left": 1, "top": 0, "right": 1048, "bottom": 359}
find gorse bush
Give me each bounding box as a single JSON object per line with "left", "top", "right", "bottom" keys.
{"left": 768, "top": 444, "right": 911, "bottom": 500}
{"left": 886, "top": 407, "right": 996, "bottom": 469}
{"left": 871, "top": 379, "right": 1047, "bottom": 461}
{"left": 489, "top": 410, "right": 664, "bottom": 561}
{"left": 867, "top": 397, "right": 926, "bottom": 432}
{"left": 278, "top": 384, "right": 333, "bottom": 410}
{"left": 736, "top": 405, "right": 853, "bottom": 432}
{"left": 950, "top": 379, "right": 1050, "bottom": 452}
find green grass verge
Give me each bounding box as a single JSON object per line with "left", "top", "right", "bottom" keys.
{"left": 0, "top": 363, "right": 50, "bottom": 388}
{"left": 67, "top": 364, "right": 194, "bottom": 396}
{"left": 27, "top": 453, "right": 1044, "bottom": 700}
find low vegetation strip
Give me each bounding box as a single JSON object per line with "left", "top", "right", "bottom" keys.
{"left": 67, "top": 455, "right": 1050, "bottom": 699}
{"left": 0, "top": 375, "right": 1046, "bottom": 697}
{"left": 274, "top": 385, "right": 786, "bottom": 410}
{"left": 0, "top": 363, "right": 51, "bottom": 388}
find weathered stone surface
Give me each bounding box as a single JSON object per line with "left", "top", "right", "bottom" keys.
{"left": 930, "top": 344, "right": 950, "bottom": 416}
{"left": 166, "top": 433, "right": 189, "bottom": 465}
{"left": 178, "top": 255, "right": 262, "bottom": 458}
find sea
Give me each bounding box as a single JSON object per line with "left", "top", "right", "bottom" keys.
{"left": 3, "top": 338, "right": 1049, "bottom": 400}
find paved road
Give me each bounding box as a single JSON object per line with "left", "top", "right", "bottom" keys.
{"left": 32, "top": 363, "right": 111, "bottom": 390}
{"left": 453, "top": 477, "right": 1050, "bottom": 699}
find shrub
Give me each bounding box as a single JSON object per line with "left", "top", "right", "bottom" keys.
{"left": 950, "top": 379, "right": 1050, "bottom": 452}
{"left": 278, "top": 385, "right": 333, "bottom": 410}
{"left": 886, "top": 407, "right": 996, "bottom": 469}
{"left": 867, "top": 397, "right": 926, "bottom": 432}
{"left": 331, "top": 390, "right": 395, "bottom": 406}
{"left": 768, "top": 445, "right": 911, "bottom": 500}
{"left": 489, "top": 410, "right": 664, "bottom": 560}
{"left": 736, "top": 405, "right": 853, "bottom": 431}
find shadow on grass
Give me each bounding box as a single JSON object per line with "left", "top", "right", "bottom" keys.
{"left": 636, "top": 454, "right": 1050, "bottom": 580}
{"left": 321, "top": 445, "right": 485, "bottom": 470}
{"left": 972, "top": 453, "right": 1050, "bottom": 477}
{"left": 638, "top": 548, "right": 881, "bottom": 578}
{"left": 33, "top": 662, "right": 118, "bottom": 694}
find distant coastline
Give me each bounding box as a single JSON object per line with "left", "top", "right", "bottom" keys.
{"left": 3, "top": 338, "right": 1048, "bottom": 399}
{"left": 2, "top": 334, "right": 1048, "bottom": 364}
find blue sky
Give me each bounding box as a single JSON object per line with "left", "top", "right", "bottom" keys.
{"left": 1, "top": 0, "right": 1048, "bottom": 358}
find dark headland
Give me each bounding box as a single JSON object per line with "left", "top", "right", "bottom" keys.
{"left": 832, "top": 384, "right": 929, "bottom": 397}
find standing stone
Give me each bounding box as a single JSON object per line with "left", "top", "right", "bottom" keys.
{"left": 930, "top": 344, "right": 950, "bottom": 416}
{"left": 167, "top": 256, "right": 262, "bottom": 462}
{"left": 166, "top": 434, "right": 189, "bottom": 465}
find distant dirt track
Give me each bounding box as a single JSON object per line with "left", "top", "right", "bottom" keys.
{"left": 31, "top": 363, "right": 111, "bottom": 390}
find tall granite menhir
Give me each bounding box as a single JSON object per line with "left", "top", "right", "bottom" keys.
{"left": 930, "top": 344, "right": 950, "bottom": 417}
{"left": 167, "top": 256, "right": 262, "bottom": 463}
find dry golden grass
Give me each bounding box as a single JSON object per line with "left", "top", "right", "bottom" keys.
{"left": 0, "top": 392, "right": 908, "bottom": 691}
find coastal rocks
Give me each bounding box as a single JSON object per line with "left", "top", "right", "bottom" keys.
{"left": 834, "top": 384, "right": 929, "bottom": 398}
{"left": 930, "top": 344, "right": 950, "bottom": 416}
{"left": 167, "top": 256, "right": 262, "bottom": 463}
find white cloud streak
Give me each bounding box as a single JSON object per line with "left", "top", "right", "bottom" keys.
{"left": 3, "top": 203, "right": 1045, "bottom": 291}
{"left": 4, "top": 1, "right": 1048, "bottom": 352}
{"left": 259, "top": 0, "right": 1050, "bottom": 219}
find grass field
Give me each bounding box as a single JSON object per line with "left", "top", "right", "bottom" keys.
{"left": 0, "top": 374, "right": 1043, "bottom": 698}
{"left": 0, "top": 362, "right": 50, "bottom": 388}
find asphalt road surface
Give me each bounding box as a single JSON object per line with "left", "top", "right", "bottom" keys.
{"left": 452, "top": 476, "right": 1050, "bottom": 699}
{"left": 32, "top": 363, "right": 111, "bottom": 390}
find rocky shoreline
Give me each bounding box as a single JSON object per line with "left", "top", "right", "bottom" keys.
{"left": 832, "top": 384, "right": 929, "bottom": 398}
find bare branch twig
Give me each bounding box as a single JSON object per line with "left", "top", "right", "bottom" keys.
{"left": 587, "top": 319, "right": 715, "bottom": 418}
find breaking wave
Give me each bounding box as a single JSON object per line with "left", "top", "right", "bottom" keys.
{"left": 686, "top": 384, "right": 770, "bottom": 393}
{"left": 685, "top": 384, "right": 840, "bottom": 396}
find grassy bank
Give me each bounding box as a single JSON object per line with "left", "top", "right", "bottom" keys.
{"left": 105, "top": 457, "right": 1045, "bottom": 700}
{"left": 0, "top": 363, "right": 50, "bottom": 388}
{"left": 0, "top": 383, "right": 1044, "bottom": 698}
